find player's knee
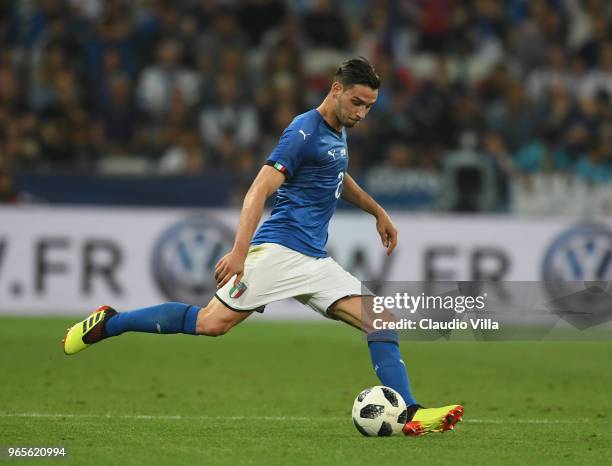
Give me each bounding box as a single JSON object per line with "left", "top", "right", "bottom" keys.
{"left": 200, "top": 322, "right": 230, "bottom": 337}
{"left": 195, "top": 310, "right": 231, "bottom": 337}
{"left": 196, "top": 319, "right": 228, "bottom": 337}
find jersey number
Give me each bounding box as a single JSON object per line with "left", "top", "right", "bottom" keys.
{"left": 335, "top": 172, "right": 345, "bottom": 199}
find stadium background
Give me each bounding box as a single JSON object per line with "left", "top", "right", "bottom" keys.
{"left": 1, "top": 2, "right": 611, "bottom": 465}
{"left": 2, "top": 0, "right": 612, "bottom": 212}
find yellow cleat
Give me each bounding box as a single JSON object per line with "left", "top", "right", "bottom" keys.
{"left": 61, "top": 305, "right": 117, "bottom": 355}
{"left": 403, "top": 405, "right": 464, "bottom": 436}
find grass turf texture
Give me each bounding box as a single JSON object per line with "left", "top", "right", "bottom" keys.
{"left": 0, "top": 318, "right": 610, "bottom": 466}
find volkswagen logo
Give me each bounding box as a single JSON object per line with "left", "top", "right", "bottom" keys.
{"left": 541, "top": 222, "right": 612, "bottom": 327}
{"left": 152, "top": 217, "right": 234, "bottom": 304}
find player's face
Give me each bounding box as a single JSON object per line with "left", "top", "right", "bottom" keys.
{"left": 334, "top": 83, "right": 378, "bottom": 128}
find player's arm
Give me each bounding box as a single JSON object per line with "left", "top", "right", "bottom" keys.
{"left": 214, "top": 165, "right": 285, "bottom": 288}
{"left": 341, "top": 173, "right": 397, "bottom": 255}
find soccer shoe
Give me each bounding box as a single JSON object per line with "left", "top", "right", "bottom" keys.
{"left": 403, "top": 405, "right": 464, "bottom": 436}
{"left": 61, "top": 305, "right": 117, "bottom": 355}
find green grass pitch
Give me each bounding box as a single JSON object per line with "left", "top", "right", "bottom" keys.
{"left": 0, "top": 317, "right": 610, "bottom": 466}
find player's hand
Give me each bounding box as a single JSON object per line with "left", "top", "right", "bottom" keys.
{"left": 376, "top": 211, "right": 398, "bottom": 256}
{"left": 214, "top": 251, "right": 246, "bottom": 289}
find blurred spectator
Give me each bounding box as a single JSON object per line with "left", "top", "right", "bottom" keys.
{"left": 259, "top": 13, "right": 306, "bottom": 53}
{"left": 30, "top": 41, "right": 71, "bottom": 110}
{"left": 578, "top": 42, "right": 612, "bottom": 100}
{"left": 197, "top": 7, "right": 248, "bottom": 65}
{"left": 564, "top": 119, "right": 593, "bottom": 160}
{"left": 36, "top": 68, "right": 90, "bottom": 167}
{"left": 137, "top": 38, "right": 199, "bottom": 121}
{"left": 378, "top": 143, "right": 417, "bottom": 170}
{"left": 237, "top": 0, "right": 288, "bottom": 47}
{"left": 158, "top": 130, "right": 207, "bottom": 175}
{"left": 199, "top": 74, "right": 258, "bottom": 150}
{"left": 514, "top": 134, "right": 572, "bottom": 175}
{"left": 415, "top": 0, "right": 455, "bottom": 53}
{"left": 481, "top": 131, "right": 513, "bottom": 211}
{"left": 577, "top": 10, "right": 611, "bottom": 67}
{"left": 575, "top": 142, "right": 611, "bottom": 184}
{"left": 176, "top": 12, "right": 201, "bottom": 69}
{"left": 84, "top": 3, "right": 136, "bottom": 84}
{"left": 409, "top": 55, "right": 456, "bottom": 146}
{"left": 90, "top": 47, "right": 129, "bottom": 109}
{"left": 302, "top": 0, "right": 349, "bottom": 50}
{"left": 155, "top": 87, "right": 199, "bottom": 153}
{"left": 526, "top": 45, "right": 572, "bottom": 102}
{"left": 568, "top": 54, "right": 590, "bottom": 98}
{"left": 509, "top": 1, "right": 552, "bottom": 73}
{"left": 486, "top": 80, "right": 539, "bottom": 152}
{"left": 68, "top": 0, "right": 103, "bottom": 21}
{"left": 97, "top": 74, "right": 138, "bottom": 153}
{"left": 452, "top": 91, "right": 485, "bottom": 139}
{"left": 0, "top": 66, "right": 24, "bottom": 118}
{"left": 263, "top": 40, "right": 304, "bottom": 88}
{"left": 0, "top": 169, "right": 19, "bottom": 203}
{"left": 353, "top": 7, "right": 388, "bottom": 62}
{"left": 538, "top": 82, "right": 580, "bottom": 143}
{"left": 439, "top": 133, "right": 501, "bottom": 212}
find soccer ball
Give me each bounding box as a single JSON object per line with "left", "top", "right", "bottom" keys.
{"left": 352, "top": 386, "right": 408, "bottom": 436}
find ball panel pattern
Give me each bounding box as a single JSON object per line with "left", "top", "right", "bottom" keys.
{"left": 381, "top": 387, "right": 399, "bottom": 407}
{"left": 377, "top": 421, "right": 393, "bottom": 436}
{"left": 359, "top": 404, "right": 384, "bottom": 419}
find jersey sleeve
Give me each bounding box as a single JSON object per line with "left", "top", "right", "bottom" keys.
{"left": 265, "top": 125, "right": 309, "bottom": 179}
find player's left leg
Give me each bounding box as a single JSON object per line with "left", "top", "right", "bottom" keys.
{"left": 329, "top": 295, "right": 464, "bottom": 435}
{"left": 62, "top": 302, "right": 203, "bottom": 354}
{"left": 62, "top": 298, "right": 253, "bottom": 355}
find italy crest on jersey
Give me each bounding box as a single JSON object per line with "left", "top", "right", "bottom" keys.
{"left": 229, "top": 282, "right": 247, "bottom": 299}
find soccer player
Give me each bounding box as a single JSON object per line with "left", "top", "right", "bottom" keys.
{"left": 62, "top": 58, "right": 463, "bottom": 436}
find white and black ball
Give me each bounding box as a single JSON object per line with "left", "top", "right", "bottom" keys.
{"left": 352, "top": 386, "right": 408, "bottom": 436}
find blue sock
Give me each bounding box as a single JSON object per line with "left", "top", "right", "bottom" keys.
{"left": 367, "top": 330, "right": 418, "bottom": 407}
{"left": 104, "top": 302, "right": 199, "bottom": 337}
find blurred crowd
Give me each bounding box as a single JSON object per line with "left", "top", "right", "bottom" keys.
{"left": 1, "top": 0, "right": 612, "bottom": 189}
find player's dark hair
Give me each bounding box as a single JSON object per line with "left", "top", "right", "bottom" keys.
{"left": 333, "top": 57, "right": 380, "bottom": 90}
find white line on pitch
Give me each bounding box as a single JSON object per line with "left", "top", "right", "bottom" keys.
{"left": 0, "top": 413, "right": 315, "bottom": 421}
{"left": 0, "top": 413, "right": 598, "bottom": 424}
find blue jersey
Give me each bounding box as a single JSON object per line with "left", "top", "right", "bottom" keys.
{"left": 252, "top": 109, "right": 348, "bottom": 257}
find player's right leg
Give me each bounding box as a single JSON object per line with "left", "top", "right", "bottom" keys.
{"left": 329, "top": 295, "right": 464, "bottom": 436}
{"left": 61, "top": 298, "right": 251, "bottom": 355}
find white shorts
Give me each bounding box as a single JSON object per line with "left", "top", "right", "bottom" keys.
{"left": 215, "top": 243, "right": 371, "bottom": 318}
